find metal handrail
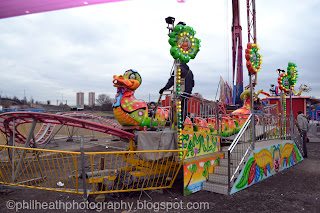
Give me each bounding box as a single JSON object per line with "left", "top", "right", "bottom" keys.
{"left": 228, "top": 114, "right": 252, "bottom": 152}
{"left": 229, "top": 143, "right": 252, "bottom": 183}
{"left": 227, "top": 114, "right": 253, "bottom": 193}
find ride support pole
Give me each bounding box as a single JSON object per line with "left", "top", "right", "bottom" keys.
{"left": 11, "top": 119, "right": 15, "bottom": 181}
{"left": 289, "top": 88, "right": 294, "bottom": 139}
{"left": 215, "top": 101, "right": 219, "bottom": 138}
{"left": 249, "top": 72, "right": 256, "bottom": 150}
{"left": 81, "top": 135, "right": 87, "bottom": 199}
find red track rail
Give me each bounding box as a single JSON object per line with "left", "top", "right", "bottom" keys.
{"left": 0, "top": 112, "right": 134, "bottom": 144}
{"left": 59, "top": 112, "right": 122, "bottom": 129}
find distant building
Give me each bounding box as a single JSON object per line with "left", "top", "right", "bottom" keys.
{"left": 76, "top": 92, "right": 84, "bottom": 106}
{"left": 88, "top": 92, "right": 95, "bottom": 107}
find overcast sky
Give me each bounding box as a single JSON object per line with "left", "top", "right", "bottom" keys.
{"left": 0, "top": 0, "right": 319, "bottom": 106}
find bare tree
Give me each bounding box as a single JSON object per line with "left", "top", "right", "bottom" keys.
{"left": 96, "top": 94, "right": 113, "bottom": 106}
{"left": 96, "top": 94, "right": 113, "bottom": 111}
{"left": 12, "top": 96, "right": 23, "bottom": 105}
{"left": 12, "top": 96, "right": 20, "bottom": 102}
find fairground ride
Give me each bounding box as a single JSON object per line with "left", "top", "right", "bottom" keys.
{"left": 231, "top": 0, "right": 258, "bottom": 106}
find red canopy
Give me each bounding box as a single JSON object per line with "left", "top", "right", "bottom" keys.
{"left": 0, "top": 0, "right": 125, "bottom": 19}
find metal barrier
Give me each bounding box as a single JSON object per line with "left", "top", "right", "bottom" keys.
{"left": 261, "top": 103, "right": 278, "bottom": 114}
{"left": 0, "top": 145, "right": 80, "bottom": 194}
{"left": 85, "top": 149, "right": 187, "bottom": 195}
{"left": 218, "top": 114, "right": 251, "bottom": 141}
{"left": 217, "top": 113, "right": 292, "bottom": 142}
{"left": 180, "top": 93, "right": 217, "bottom": 120}
{"left": 0, "top": 131, "right": 6, "bottom": 145}
{"left": 161, "top": 92, "right": 218, "bottom": 129}
{"left": 254, "top": 114, "right": 292, "bottom": 141}
{"left": 0, "top": 145, "right": 187, "bottom": 195}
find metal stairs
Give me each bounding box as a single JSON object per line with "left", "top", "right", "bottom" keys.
{"left": 203, "top": 114, "right": 254, "bottom": 195}
{"left": 202, "top": 146, "right": 249, "bottom": 195}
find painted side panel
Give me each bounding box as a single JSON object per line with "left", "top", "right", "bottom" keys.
{"left": 183, "top": 153, "right": 224, "bottom": 195}
{"left": 231, "top": 141, "right": 303, "bottom": 194}
{"left": 181, "top": 130, "right": 220, "bottom": 159}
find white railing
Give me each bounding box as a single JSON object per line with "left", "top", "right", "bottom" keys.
{"left": 227, "top": 114, "right": 253, "bottom": 189}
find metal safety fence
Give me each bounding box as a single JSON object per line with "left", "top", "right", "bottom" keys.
{"left": 85, "top": 150, "right": 186, "bottom": 195}
{"left": 0, "top": 145, "right": 80, "bottom": 194}
{"left": 254, "top": 113, "right": 292, "bottom": 141}
{"left": 159, "top": 92, "right": 219, "bottom": 130}
{"left": 0, "top": 145, "right": 187, "bottom": 195}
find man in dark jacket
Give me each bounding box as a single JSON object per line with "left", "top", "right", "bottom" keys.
{"left": 159, "top": 63, "right": 195, "bottom": 123}
{"left": 159, "top": 63, "right": 194, "bottom": 95}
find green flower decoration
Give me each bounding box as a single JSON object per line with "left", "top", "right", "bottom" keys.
{"left": 123, "top": 99, "right": 134, "bottom": 111}
{"left": 278, "top": 62, "right": 298, "bottom": 92}
{"left": 287, "top": 62, "right": 298, "bottom": 86}
{"left": 168, "top": 24, "right": 201, "bottom": 63}
{"left": 278, "top": 73, "right": 291, "bottom": 92}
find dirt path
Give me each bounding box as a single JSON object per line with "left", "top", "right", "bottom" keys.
{"left": 0, "top": 142, "right": 319, "bottom": 213}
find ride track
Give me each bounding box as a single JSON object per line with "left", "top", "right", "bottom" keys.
{"left": 58, "top": 111, "right": 122, "bottom": 129}
{"left": 0, "top": 112, "right": 134, "bottom": 146}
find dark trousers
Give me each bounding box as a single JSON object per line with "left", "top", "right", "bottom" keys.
{"left": 181, "top": 96, "right": 188, "bottom": 124}
{"left": 301, "top": 130, "right": 308, "bottom": 157}
{"left": 168, "top": 96, "right": 188, "bottom": 127}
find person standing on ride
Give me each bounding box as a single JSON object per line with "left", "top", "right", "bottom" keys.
{"left": 159, "top": 62, "right": 195, "bottom": 122}
{"left": 297, "top": 110, "right": 309, "bottom": 158}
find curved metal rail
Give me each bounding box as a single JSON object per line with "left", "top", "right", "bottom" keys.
{"left": 28, "top": 112, "right": 122, "bottom": 145}
{"left": 33, "top": 123, "right": 57, "bottom": 145}
{"left": 0, "top": 112, "right": 134, "bottom": 145}
{"left": 58, "top": 112, "right": 122, "bottom": 129}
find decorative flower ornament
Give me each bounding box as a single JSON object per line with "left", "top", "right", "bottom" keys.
{"left": 286, "top": 62, "right": 298, "bottom": 86}
{"left": 278, "top": 62, "right": 298, "bottom": 92}
{"left": 168, "top": 24, "right": 201, "bottom": 63}
{"left": 245, "top": 43, "right": 263, "bottom": 75}
{"left": 278, "top": 73, "right": 290, "bottom": 92}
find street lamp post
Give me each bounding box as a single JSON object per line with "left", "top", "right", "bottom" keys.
{"left": 289, "top": 88, "right": 294, "bottom": 139}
